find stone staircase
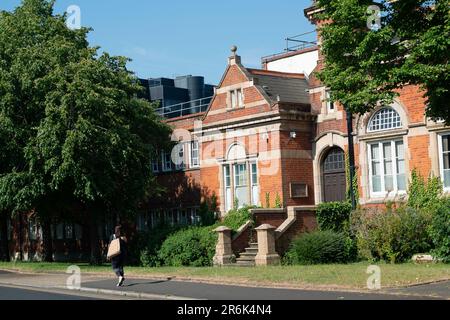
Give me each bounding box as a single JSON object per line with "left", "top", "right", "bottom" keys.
{"left": 235, "top": 242, "right": 258, "bottom": 267}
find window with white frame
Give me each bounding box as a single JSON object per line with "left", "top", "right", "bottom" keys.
{"left": 223, "top": 161, "right": 259, "bottom": 210}
{"left": 161, "top": 150, "right": 172, "bottom": 172}
{"left": 368, "top": 108, "right": 402, "bottom": 132}
{"left": 438, "top": 134, "right": 450, "bottom": 189}
{"left": 175, "top": 143, "right": 186, "bottom": 171}
{"left": 325, "top": 90, "right": 335, "bottom": 113}
{"left": 190, "top": 140, "right": 200, "bottom": 168}
{"left": 368, "top": 140, "right": 406, "bottom": 195}
{"left": 230, "top": 89, "right": 243, "bottom": 109}
{"left": 151, "top": 152, "right": 160, "bottom": 173}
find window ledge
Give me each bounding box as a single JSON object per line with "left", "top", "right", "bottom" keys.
{"left": 358, "top": 129, "right": 408, "bottom": 142}
{"left": 365, "top": 192, "right": 408, "bottom": 204}
{"left": 226, "top": 106, "right": 245, "bottom": 112}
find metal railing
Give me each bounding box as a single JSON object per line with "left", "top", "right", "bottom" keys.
{"left": 261, "top": 31, "right": 317, "bottom": 62}
{"left": 156, "top": 96, "right": 213, "bottom": 119}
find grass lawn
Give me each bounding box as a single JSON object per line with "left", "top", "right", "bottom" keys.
{"left": 0, "top": 261, "right": 448, "bottom": 289}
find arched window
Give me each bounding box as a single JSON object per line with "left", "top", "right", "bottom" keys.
{"left": 368, "top": 108, "right": 402, "bottom": 132}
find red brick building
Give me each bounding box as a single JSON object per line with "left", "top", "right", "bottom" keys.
{"left": 3, "top": 2, "right": 448, "bottom": 262}
{"left": 146, "top": 3, "right": 449, "bottom": 222}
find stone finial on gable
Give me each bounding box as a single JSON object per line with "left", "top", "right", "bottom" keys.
{"left": 228, "top": 45, "right": 241, "bottom": 65}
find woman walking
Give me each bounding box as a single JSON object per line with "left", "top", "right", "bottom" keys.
{"left": 109, "top": 225, "right": 127, "bottom": 287}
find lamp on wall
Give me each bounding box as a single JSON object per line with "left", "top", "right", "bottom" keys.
{"left": 290, "top": 131, "right": 297, "bottom": 139}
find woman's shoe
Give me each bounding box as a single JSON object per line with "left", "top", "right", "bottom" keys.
{"left": 116, "top": 276, "right": 123, "bottom": 287}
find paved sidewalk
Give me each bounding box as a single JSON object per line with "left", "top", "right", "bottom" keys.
{"left": 0, "top": 270, "right": 448, "bottom": 300}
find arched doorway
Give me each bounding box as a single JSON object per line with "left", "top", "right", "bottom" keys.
{"left": 322, "top": 147, "right": 347, "bottom": 202}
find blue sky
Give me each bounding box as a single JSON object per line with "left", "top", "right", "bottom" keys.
{"left": 2, "top": 0, "right": 316, "bottom": 84}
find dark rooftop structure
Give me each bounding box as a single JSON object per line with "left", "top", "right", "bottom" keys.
{"left": 139, "top": 75, "right": 215, "bottom": 119}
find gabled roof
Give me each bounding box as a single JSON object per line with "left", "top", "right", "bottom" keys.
{"left": 247, "top": 69, "right": 310, "bottom": 105}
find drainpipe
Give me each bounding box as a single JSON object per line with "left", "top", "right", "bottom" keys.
{"left": 346, "top": 109, "right": 357, "bottom": 210}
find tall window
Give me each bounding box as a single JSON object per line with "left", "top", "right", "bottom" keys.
{"left": 161, "top": 150, "right": 172, "bottom": 172}
{"left": 223, "top": 161, "right": 259, "bottom": 211}
{"left": 224, "top": 165, "right": 232, "bottom": 212}
{"left": 325, "top": 90, "right": 335, "bottom": 113}
{"left": 175, "top": 144, "right": 186, "bottom": 171}
{"left": 151, "top": 152, "right": 160, "bottom": 173}
{"left": 190, "top": 140, "right": 200, "bottom": 168}
{"left": 368, "top": 108, "right": 402, "bottom": 132}
{"left": 369, "top": 140, "right": 406, "bottom": 195}
{"left": 251, "top": 163, "right": 259, "bottom": 206}
{"left": 230, "top": 89, "right": 243, "bottom": 109}
{"left": 439, "top": 134, "right": 450, "bottom": 189}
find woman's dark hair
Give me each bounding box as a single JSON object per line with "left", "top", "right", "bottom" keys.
{"left": 115, "top": 225, "right": 122, "bottom": 234}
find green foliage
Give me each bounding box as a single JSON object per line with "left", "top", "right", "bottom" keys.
{"left": 351, "top": 207, "right": 433, "bottom": 263}
{"left": 316, "top": 201, "right": 353, "bottom": 233}
{"left": 222, "top": 206, "right": 255, "bottom": 231}
{"left": 128, "top": 223, "right": 182, "bottom": 267}
{"left": 345, "top": 152, "right": 359, "bottom": 203}
{"left": 316, "top": 0, "right": 450, "bottom": 122}
{"left": 198, "top": 194, "right": 218, "bottom": 227}
{"left": 157, "top": 226, "right": 217, "bottom": 267}
{"left": 274, "top": 193, "right": 282, "bottom": 208}
{"left": 407, "top": 170, "right": 443, "bottom": 211}
{"left": 430, "top": 199, "right": 450, "bottom": 262}
{"left": 284, "top": 230, "right": 351, "bottom": 265}
{"left": 265, "top": 192, "right": 270, "bottom": 209}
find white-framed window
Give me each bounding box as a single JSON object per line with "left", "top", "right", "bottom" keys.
{"left": 175, "top": 143, "right": 186, "bottom": 171}
{"left": 190, "top": 140, "right": 200, "bottom": 168}
{"left": 438, "top": 133, "right": 450, "bottom": 190}
{"left": 325, "top": 90, "right": 335, "bottom": 113}
{"left": 223, "top": 160, "right": 259, "bottom": 210}
{"left": 151, "top": 152, "right": 160, "bottom": 173}
{"left": 65, "top": 223, "right": 73, "bottom": 240}
{"left": 368, "top": 108, "right": 402, "bottom": 132}
{"left": 230, "top": 89, "right": 243, "bottom": 109}
{"left": 368, "top": 140, "right": 406, "bottom": 196}
{"left": 251, "top": 162, "right": 259, "bottom": 206}
{"left": 161, "top": 150, "right": 172, "bottom": 172}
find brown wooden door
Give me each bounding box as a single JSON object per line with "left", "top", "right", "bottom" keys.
{"left": 323, "top": 148, "right": 347, "bottom": 202}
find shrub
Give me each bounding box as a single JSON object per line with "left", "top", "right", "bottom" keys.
{"left": 275, "top": 193, "right": 282, "bottom": 208}
{"left": 128, "top": 223, "right": 182, "bottom": 267}
{"left": 284, "top": 230, "right": 350, "bottom": 265}
{"left": 157, "top": 226, "right": 217, "bottom": 267}
{"left": 351, "top": 206, "right": 433, "bottom": 263}
{"left": 198, "top": 194, "right": 218, "bottom": 227}
{"left": 222, "top": 206, "right": 255, "bottom": 231}
{"left": 316, "top": 201, "right": 353, "bottom": 233}
{"left": 407, "top": 170, "right": 443, "bottom": 211}
{"left": 430, "top": 199, "right": 450, "bottom": 262}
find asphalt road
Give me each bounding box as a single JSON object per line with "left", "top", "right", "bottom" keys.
{"left": 84, "top": 278, "right": 442, "bottom": 300}
{"left": 0, "top": 285, "right": 100, "bottom": 300}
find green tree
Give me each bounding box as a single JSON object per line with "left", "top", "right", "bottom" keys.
{"left": 316, "top": 0, "right": 449, "bottom": 122}
{"left": 0, "top": 0, "right": 172, "bottom": 264}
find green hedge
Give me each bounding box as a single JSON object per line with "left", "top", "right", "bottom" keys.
{"left": 155, "top": 206, "right": 255, "bottom": 267}
{"left": 157, "top": 226, "right": 217, "bottom": 267}
{"left": 316, "top": 201, "right": 352, "bottom": 232}
{"left": 351, "top": 206, "right": 433, "bottom": 263}
{"left": 283, "top": 230, "right": 351, "bottom": 265}
{"left": 430, "top": 199, "right": 450, "bottom": 262}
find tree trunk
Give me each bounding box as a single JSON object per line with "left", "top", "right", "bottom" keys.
{"left": 88, "top": 213, "right": 102, "bottom": 265}
{"left": 41, "top": 216, "right": 53, "bottom": 262}
{"left": 0, "top": 213, "right": 10, "bottom": 262}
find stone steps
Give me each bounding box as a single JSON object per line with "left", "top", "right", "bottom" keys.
{"left": 235, "top": 243, "right": 258, "bottom": 267}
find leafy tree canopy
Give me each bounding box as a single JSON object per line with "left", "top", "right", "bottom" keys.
{"left": 0, "top": 0, "right": 172, "bottom": 220}
{"left": 316, "top": 0, "right": 449, "bottom": 122}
